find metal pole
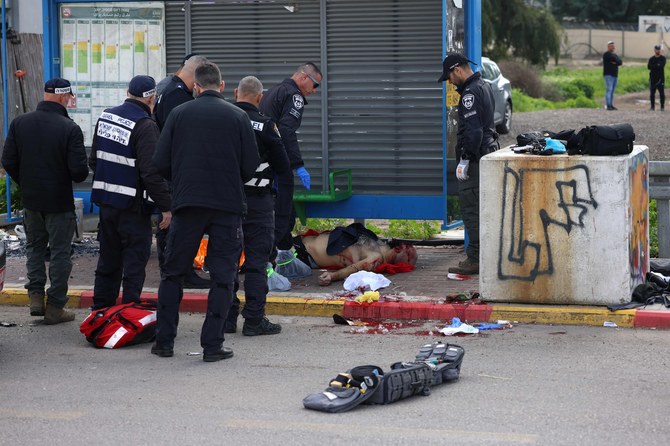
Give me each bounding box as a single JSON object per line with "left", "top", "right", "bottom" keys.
{"left": 319, "top": 0, "right": 328, "bottom": 192}
{"left": 184, "top": 1, "right": 192, "bottom": 54}
{"left": 2, "top": 0, "right": 12, "bottom": 218}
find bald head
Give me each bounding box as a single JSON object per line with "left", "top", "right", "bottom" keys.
{"left": 178, "top": 54, "right": 209, "bottom": 89}
{"left": 234, "top": 76, "right": 264, "bottom": 107}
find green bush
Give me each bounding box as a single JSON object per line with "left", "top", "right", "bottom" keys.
{"left": 293, "top": 218, "right": 347, "bottom": 234}
{"left": 385, "top": 220, "right": 440, "bottom": 240}
{"left": 650, "top": 199, "right": 658, "bottom": 258}
{"left": 0, "top": 177, "right": 22, "bottom": 213}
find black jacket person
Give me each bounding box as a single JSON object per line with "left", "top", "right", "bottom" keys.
{"left": 1, "top": 77, "right": 88, "bottom": 324}
{"left": 438, "top": 53, "right": 497, "bottom": 276}
{"left": 259, "top": 62, "right": 322, "bottom": 254}
{"left": 151, "top": 62, "right": 259, "bottom": 361}
{"left": 648, "top": 45, "right": 666, "bottom": 111}
{"left": 226, "top": 75, "right": 291, "bottom": 336}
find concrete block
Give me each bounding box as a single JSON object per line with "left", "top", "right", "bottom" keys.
{"left": 480, "top": 145, "right": 649, "bottom": 305}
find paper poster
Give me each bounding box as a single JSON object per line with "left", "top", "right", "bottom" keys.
{"left": 59, "top": 2, "right": 165, "bottom": 146}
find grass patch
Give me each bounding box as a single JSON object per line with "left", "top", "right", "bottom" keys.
{"left": 513, "top": 64, "right": 649, "bottom": 112}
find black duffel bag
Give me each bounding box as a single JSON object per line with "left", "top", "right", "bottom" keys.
{"left": 569, "top": 123, "right": 635, "bottom": 156}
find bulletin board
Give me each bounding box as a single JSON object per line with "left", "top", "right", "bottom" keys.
{"left": 59, "top": 2, "right": 165, "bottom": 145}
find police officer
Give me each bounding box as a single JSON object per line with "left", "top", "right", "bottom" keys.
{"left": 438, "top": 53, "right": 497, "bottom": 276}
{"left": 151, "top": 62, "right": 259, "bottom": 362}
{"left": 153, "top": 54, "right": 211, "bottom": 288}
{"left": 226, "top": 76, "right": 291, "bottom": 336}
{"left": 259, "top": 62, "right": 322, "bottom": 257}
{"left": 648, "top": 44, "right": 666, "bottom": 111}
{"left": 89, "top": 75, "right": 171, "bottom": 309}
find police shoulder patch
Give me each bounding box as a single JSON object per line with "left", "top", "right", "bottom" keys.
{"left": 462, "top": 93, "right": 475, "bottom": 110}
{"left": 293, "top": 94, "right": 304, "bottom": 110}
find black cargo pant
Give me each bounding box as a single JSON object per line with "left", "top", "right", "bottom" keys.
{"left": 228, "top": 193, "right": 274, "bottom": 322}
{"left": 650, "top": 77, "right": 665, "bottom": 109}
{"left": 458, "top": 160, "right": 480, "bottom": 262}
{"left": 92, "top": 205, "right": 152, "bottom": 309}
{"left": 155, "top": 207, "right": 242, "bottom": 354}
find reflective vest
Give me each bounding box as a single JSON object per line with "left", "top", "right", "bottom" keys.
{"left": 244, "top": 115, "right": 276, "bottom": 194}
{"left": 91, "top": 102, "right": 149, "bottom": 210}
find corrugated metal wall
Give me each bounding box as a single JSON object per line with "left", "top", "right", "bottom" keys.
{"left": 165, "top": 0, "right": 443, "bottom": 195}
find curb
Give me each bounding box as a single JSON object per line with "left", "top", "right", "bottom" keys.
{"left": 1, "top": 288, "right": 668, "bottom": 329}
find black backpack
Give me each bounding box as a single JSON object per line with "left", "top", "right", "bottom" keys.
{"left": 568, "top": 123, "right": 635, "bottom": 156}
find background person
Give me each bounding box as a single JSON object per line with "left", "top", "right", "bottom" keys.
{"left": 648, "top": 44, "right": 666, "bottom": 111}
{"left": 226, "top": 76, "right": 290, "bottom": 336}
{"left": 153, "top": 54, "right": 210, "bottom": 288}
{"left": 259, "top": 62, "right": 322, "bottom": 259}
{"left": 151, "top": 62, "right": 259, "bottom": 362}
{"left": 603, "top": 41, "right": 623, "bottom": 111}
{"left": 1, "top": 78, "right": 89, "bottom": 324}
{"left": 155, "top": 53, "right": 198, "bottom": 97}
{"left": 438, "top": 53, "right": 497, "bottom": 276}
{"left": 88, "top": 75, "right": 172, "bottom": 309}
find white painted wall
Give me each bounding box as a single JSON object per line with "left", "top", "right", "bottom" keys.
{"left": 479, "top": 146, "right": 649, "bottom": 306}
{"left": 10, "top": 0, "right": 43, "bottom": 34}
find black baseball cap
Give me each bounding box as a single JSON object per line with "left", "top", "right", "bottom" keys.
{"left": 437, "top": 53, "right": 474, "bottom": 82}
{"left": 44, "top": 78, "right": 72, "bottom": 94}
{"left": 128, "top": 75, "right": 157, "bottom": 98}
{"left": 655, "top": 44, "right": 662, "bottom": 50}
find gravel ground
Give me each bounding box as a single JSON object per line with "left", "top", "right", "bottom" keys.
{"left": 498, "top": 91, "right": 670, "bottom": 160}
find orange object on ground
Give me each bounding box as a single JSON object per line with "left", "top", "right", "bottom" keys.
{"left": 193, "top": 239, "right": 245, "bottom": 270}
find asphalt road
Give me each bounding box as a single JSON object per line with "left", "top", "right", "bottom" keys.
{"left": 1, "top": 307, "right": 668, "bottom": 446}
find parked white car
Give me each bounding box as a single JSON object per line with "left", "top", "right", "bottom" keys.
{"left": 481, "top": 57, "right": 513, "bottom": 134}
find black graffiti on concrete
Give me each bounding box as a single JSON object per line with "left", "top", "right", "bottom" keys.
{"left": 497, "top": 164, "right": 597, "bottom": 281}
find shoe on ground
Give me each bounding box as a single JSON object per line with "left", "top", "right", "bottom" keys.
{"left": 650, "top": 107, "right": 655, "bottom": 111}
{"left": 203, "top": 347, "right": 234, "bottom": 362}
{"left": 44, "top": 304, "right": 75, "bottom": 325}
{"left": 183, "top": 270, "right": 211, "bottom": 289}
{"left": 224, "top": 320, "right": 237, "bottom": 334}
{"left": 29, "top": 291, "right": 45, "bottom": 316}
{"left": 243, "top": 317, "right": 282, "bottom": 336}
{"left": 610, "top": 106, "right": 618, "bottom": 110}
{"left": 151, "top": 343, "right": 174, "bottom": 358}
{"left": 448, "top": 257, "right": 479, "bottom": 275}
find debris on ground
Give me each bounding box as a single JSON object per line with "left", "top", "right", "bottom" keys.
{"left": 436, "top": 317, "right": 479, "bottom": 336}
{"left": 445, "top": 291, "right": 480, "bottom": 302}
{"left": 1, "top": 227, "right": 100, "bottom": 258}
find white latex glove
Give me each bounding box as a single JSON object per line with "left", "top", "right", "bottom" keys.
{"left": 456, "top": 158, "right": 470, "bottom": 181}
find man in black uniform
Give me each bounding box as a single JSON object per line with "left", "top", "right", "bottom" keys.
{"left": 2, "top": 78, "right": 89, "bottom": 324}
{"left": 438, "top": 53, "right": 497, "bottom": 276}
{"left": 259, "top": 62, "right": 322, "bottom": 256}
{"left": 153, "top": 54, "right": 210, "bottom": 288}
{"left": 88, "top": 75, "right": 172, "bottom": 309}
{"left": 151, "top": 62, "right": 259, "bottom": 362}
{"left": 648, "top": 44, "right": 666, "bottom": 111}
{"left": 226, "top": 76, "right": 291, "bottom": 336}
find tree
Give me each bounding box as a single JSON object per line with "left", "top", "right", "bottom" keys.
{"left": 483, "top": 0, "right": 562, "bottom": 67}
{"left": 551, "top": 0, "right": 670, "bottom": 23}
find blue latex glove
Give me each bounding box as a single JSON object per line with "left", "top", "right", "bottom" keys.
{"left": 296, "top": 166, "right": 310, "bottom": 190}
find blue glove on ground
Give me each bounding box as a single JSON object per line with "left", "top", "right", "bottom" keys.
{"left": 296, "top": 167, "right": 310, "bottom": 190}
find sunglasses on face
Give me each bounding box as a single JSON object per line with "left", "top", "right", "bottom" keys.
{"left": 302, "top": 71, "right": 320, "bottom": 89}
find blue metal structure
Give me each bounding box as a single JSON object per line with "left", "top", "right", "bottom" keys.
{"left": 38, "top": 0, "right": 482, "bottom": 221}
